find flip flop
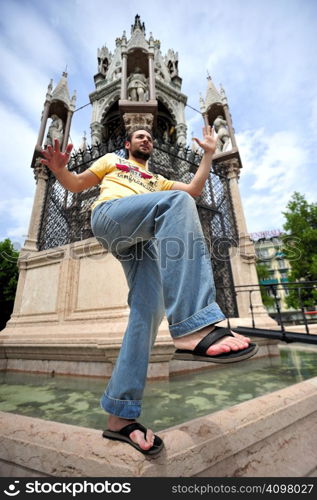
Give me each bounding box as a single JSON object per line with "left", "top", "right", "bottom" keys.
{"left": 102, "top": 422, "right": 164, "bottom": 456}
{"left": 173, "top": 326, "right": 258, "bottom": 363}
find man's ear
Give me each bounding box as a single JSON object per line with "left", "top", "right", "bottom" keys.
{"left": 124, "top": 140, "right": 131, "bottom": 150}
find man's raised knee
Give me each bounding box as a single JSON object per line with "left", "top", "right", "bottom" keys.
{"left": 172, "top": 189, "right": 196, "bottom": 206}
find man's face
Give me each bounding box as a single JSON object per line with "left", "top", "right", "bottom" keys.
{"left": 126, "top": 130, "right": 153, "bottom": 161}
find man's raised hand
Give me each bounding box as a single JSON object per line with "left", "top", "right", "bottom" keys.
{"left": 192, "top": 125, "right": 217, "bottom": 155}
{"left": 40, "top": 139, "right": 73, "bottom": 173}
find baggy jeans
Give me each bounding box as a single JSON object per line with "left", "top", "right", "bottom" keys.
{"left": 91, "top": 190, "right": 226, "bottom": 418}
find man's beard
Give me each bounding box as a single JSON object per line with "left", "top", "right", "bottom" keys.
{"left": 131, "top": 147, "right": 151, "bottom": 161}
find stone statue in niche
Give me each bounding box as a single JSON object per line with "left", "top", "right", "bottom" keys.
{"left": 45, "top": 114, "right": 64, "bottom": 147}
{"left": 166, "top": 49, "right": 179, "bottom": 77}
{"left": 97, "top": 45, "right": 111, "bottom": 77}
{"left": 213, "top": 115, "right": 230, "bottom": 153}
{"left": 127, "top": 68, "right": 148, "bottom": 102}
{"left": 112, "top": 62, "right": 122, "bottom": 81}
{"left": 98, "top": 57, "right": 109, "bottom": 76}
{"left": 163, "top": 129, "right": 169, "bottom": 143}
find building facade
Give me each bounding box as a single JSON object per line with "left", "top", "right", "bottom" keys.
{"left": 251, "top": 230, "right": 290, "bottom": 313}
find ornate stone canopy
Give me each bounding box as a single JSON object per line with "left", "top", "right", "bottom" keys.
{"left": 90, "top": 14, "right": 187, "bottom": 145}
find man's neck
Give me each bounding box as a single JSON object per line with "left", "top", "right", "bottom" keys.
{"left": 128, "top": 154, "right": 147, "bottom": 167}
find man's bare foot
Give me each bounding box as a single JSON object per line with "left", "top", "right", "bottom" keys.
{"left": 174, "top": 324, "right": 251, "bottom": 356}
{"left": 107, "top": 415, "right": 155, "bottom": 451}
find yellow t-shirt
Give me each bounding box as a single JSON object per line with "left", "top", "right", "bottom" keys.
{"left": 89, "top": 153, "right": 175, "bottom": 211}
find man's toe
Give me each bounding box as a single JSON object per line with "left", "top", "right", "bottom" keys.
{"left": 206, "top": 334, "right": 250, "bottom": 356}
{"left": 130, "top": 429, "right": 153, "bottom": 450}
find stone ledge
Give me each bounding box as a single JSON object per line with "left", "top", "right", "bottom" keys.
{"left": 0, "top": 337, "right": 279, "bottom": 378}
{"left": 1, "top": 377, "right": 317, "bottom": 477}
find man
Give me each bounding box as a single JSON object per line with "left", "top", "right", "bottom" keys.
{"left": 40, "top": 127, "right": 257, "bottom": 456}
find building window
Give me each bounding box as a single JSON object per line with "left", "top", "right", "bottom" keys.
{"left": 257, "top": 248, "right": 270, "bottom": 259}
{"left": 278, "top": 259, "right": 287, "bottom": 269}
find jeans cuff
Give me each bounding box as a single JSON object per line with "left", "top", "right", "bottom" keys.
{"left": 100, "top": 392, "right": 142, "bottom": 419}
{"left": 169, "top": 302, "right": 226, "bottom": 338}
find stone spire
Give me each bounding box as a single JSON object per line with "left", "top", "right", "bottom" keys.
{"left": 204, "top": 75, "right": 222, "bottom": 109}
{"left": 127, "top": 14, "right": 149, "bottom": 51}
{"left": 219, "top": 83, "right": 228, "bottom": 105}
{"left": 79, "top": 131, "right": 87, "bottom": 152}
{"left": 51, "top": 71, "right": 76, "bottom": 112}
{"left": 131, "top": 14, "right": 146, "bottom": 34}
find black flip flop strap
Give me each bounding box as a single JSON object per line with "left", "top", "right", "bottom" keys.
{"left": 118, "top": 422, "right": 147, "bottom": 438}
{"left": 118, "top": 422, "right": 162, "bottom": 449}
{"left": 194, "top": 327, "right": 233, "bottom": 356}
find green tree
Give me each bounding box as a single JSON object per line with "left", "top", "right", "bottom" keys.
{"left": 256, "top": 263, "right": 275, "bottom": 308}
{"left": 281, "top": 192, "right": 317, "bottom": 309}
{"left": 0, "top": 239, "right": 19, "bottom": 330}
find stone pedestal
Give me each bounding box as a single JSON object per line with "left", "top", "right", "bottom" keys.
{"left": 1, "top": 237, "right": 279, "bottom": 379}
{"left": 0, "top": 238, "right": 174, "bottom": 378}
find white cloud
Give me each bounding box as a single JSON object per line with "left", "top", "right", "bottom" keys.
{"left": 0, "top": 198, "right": 34, "bottom": 246}
{"left": 0, "top": 1, "right": 73, "bottom": 73}
{"left": 237, "top": 127, "right": 315, "bottom": 232}
{"left": 310, "top": 96, "right": 317, "bottom": 137}
{"left": 0, "top": 44, "right": 49, "bottom": 119}
{"left": 0, "top": 102, "right": 36, "bottom": 241}
{"left": 237, "top": 129, "right": 308, "bottom": 191}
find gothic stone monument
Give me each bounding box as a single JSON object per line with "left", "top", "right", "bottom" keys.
{"left": 0, "top": 16, "right": 276, "bottom": 379}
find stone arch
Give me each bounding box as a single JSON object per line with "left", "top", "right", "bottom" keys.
{"left": 156, "top": 93, "right": 177, "bottom": 123}
{"left": 99, "top": 92, "right": 121, "bottom": 124}
{"left": 99, "top": 94, "right": 122, "bottom": 143}
{"left": 156, "top": 96, "right": 177, "bottom": 143}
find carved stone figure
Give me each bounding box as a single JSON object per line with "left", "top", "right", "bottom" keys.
{"left": 163, "top": 129, "right": 169, "bottom": 143}
{"left": 127, "top": 68, "right": 148, "bottom": 102}
{"left": 165, "top": 49, "right": 179, "bottom": 77}
{"left": 98, "top": 57, "right": 109, "bottom": 76}
{"left": 45, "top": 115, "right": 64, "bottom": 147}
{"left": 112, "top": 62, "right": 122, "bottom": 81}
{"left": 213, "top": 115, "right": 230, "bottom": 153}
{"left": 97, "top": 45, "right": 112, "bottom": 77}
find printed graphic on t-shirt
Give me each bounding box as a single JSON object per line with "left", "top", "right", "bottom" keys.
{"left": 116, "top": 163, "right": 153, "bottom": 179}
{"left": 115, "top": 161, "right": 161, "bottom": 192}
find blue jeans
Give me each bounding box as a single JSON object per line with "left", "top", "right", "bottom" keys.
{"left": 91, "top": 190, "right": 225, "bottom": 418}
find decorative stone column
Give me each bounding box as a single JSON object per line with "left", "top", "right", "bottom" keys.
{"left": 226, "top": 159, "right": 275, "bottom": 324}
{"left": 148, "top": 53, "right": 156, "bottom": 101}
{"left": 223, "top": 103, "right": 237, "bottom": 149}
{"left": 62, "top": 100, "right": 76, "bottom": 152}
{"left": 120, "top": 36, "right": 128, "bottom": 101}
{"left": 37, "top": 103, "right": 50, "bottom": 148}
{"left": 175, "top": 123, "right": 187, "bottom": 146}
{"left": 22, "top": 73, "right": 76, "bottom": 253}
{"left": 23, "top": 164, "right": 49, "bottom": 253}
{"left": 90, "top": 122, "right": 104, "bottom": 146}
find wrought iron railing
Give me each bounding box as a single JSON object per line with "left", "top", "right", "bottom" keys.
{"left": 233, "top": 281, "right": 317, "bottom": 339}
{"left": 37, "top": 138, "right": 239, "bottom": 317}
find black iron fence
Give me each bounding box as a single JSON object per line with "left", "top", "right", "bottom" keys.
{"left": 37, "top": 139, "right": 239, "bottom": 317}
{"left": 234, "top": 281, "right": 317, "bottom": 340}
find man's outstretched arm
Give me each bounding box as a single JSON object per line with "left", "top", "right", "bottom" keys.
{"left": 171, "top": 125, "right": 216, "bottom": 197}
{"left": 39, "top": 139, "right": 100, "bottom": 193}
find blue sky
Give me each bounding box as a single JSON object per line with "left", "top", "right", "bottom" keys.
{"left": 0, "top": 0, "right": 316, "bottom": 247}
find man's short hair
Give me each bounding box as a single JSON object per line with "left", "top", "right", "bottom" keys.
{"left": 125, "top": 127, "right": 153, "bottom": 144}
